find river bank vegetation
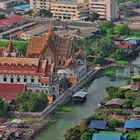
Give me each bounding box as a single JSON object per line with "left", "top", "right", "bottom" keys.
{"left": 64, "top": 84, "right": 140, "bottom": 140}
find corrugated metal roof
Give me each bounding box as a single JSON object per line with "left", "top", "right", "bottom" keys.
{"left": 125, "top": 120, "right": 140, "bottom": 129}
{"left": 92, "top": 133, "right": 121, "bottom": 140}
{"left": 88, "top": 120, "right": 106, "bottom": 129}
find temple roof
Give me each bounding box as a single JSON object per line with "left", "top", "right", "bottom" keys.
{"left": 0, "top": 57, "right": 39, "bottom": 66}
{"left": 4, "top": 37, "right": 15, "bottom": 54}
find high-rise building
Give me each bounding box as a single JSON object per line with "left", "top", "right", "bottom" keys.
{"left": 30, "top": 0, "right": 51, "bottom": 11}
{"left": 89, "top": 0, "right": 118, "bottom": 20}
{"left": 30, "top": 0, "right": 89, "bottom": 21}
{"left": 50, "top": 0, "right": 89, "bottom": 21}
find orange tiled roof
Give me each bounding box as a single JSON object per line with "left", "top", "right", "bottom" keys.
{"left": 27, "top": 26, "right": 54, "bottom": 56}
{"left": 0, "top": 57, "right": 39, "bottom": 67}
{"left": 69, "top": 76, "right": 78, "bottom": 85}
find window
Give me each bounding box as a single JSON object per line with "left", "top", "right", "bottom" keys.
{"left": 10, "top": 78, "right": 14, "bottom": 83}
{"left": 4, "top": 77, "right": 7, "bottom": 82}
{"left": 31, "top": 78, "right": 34, "bottom": 83}
{"left": 24, "top": 78, "right": 27, "bottom": 82}
{"left": 17, "top": 78, "right": 20, "bottom": 82}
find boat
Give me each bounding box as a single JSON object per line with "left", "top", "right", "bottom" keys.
{"left": 72, "top": 91, "right": 88, "bottom": 103}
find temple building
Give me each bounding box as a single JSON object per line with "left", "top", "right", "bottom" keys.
{"left": 27, "top": 26, "right": 73, "bottom": 69}
{"left": 0, "top": 38, "right": 59, "bottom": 98}
{"left": 27, "top": 26, "right": 87, "bottom": 85}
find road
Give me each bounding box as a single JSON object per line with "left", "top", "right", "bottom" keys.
{"left": 24, "top": 16, "right": 98, "bottom": 27}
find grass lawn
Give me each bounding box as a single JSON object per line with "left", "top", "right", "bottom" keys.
{"left": 128, "top": 130, "right": 140, "bottom": 140}
{"left": 0, "top": 39, "right": 27, "bottom": 54}
{"left": 55, "top": 106, "right": 73, "bottom": 113}
{"left": 132, "top": 74, "right": 140, "bottom": 79}
{"left": 115, "top": 61, "right": 128, "bottom": 65}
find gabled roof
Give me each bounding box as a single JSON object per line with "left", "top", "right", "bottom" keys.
{"left": 92, "top": 133, "right": 121, "bottom": 140}
{"left": 88, "top": 120, "right": 107, "bottom": 129}
{"left": 92, "top": 131, "right": 124, "bottom": 140}
{"left": 133, "top": 107, "right": 140, "bottom": 112}
{"left": 0, "top": 83, "right": 26, "bottom": 102}
{"left": 105, "top": 98, "right": 124, "bottom": 106}
{"left": 124, "top": 120, "right": 140, "bottom": 129}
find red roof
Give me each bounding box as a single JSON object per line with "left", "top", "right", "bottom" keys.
{"left": 0, "top": 15, "right": 26, "bottom": 28}
{"left": 115, "top": 41, "right": 131, "bottom": 49}
{"left": 106, "top": 58, "right": 116, "bottom": 63}
{"left": 40, "top": 77, "right": 49, "bottom": 84}
{"left": 0, "top": 83, "right": 26, "bottom": 102}
{"left": 69, "top": 76, "right": 78, "bottom": 85}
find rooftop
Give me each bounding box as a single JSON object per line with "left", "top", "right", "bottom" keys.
{"left": 88, "top": 120, "right": 107, "bottom": 129}
{"left": 0, "top": 83, "right": 26, "bottom": 102}
{"left": 105, "top": 98, "right": 124, "bottom": 106}
{"left": 72, "top": 90, "right": 87, "bottom": 98}
{"left": 124, "top": 120, "right": 140, "bottom": 129}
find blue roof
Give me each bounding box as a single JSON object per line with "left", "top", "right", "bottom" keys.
{"left": 92, "top": 134, "right": 121, "bottom": 140}
{"left": 124, "top": 120, "right": 140, "bottom": 129}
{"left": 88, "top": 120, "right": 106, "bottom": 129}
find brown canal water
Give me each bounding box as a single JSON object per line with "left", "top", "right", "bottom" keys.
{"left": 36, "top": 56, "right": 140, "bottom": 140}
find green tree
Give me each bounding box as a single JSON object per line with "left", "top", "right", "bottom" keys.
{"left": 64, "top": 126, "right": 81, "bottom": 140}
{"left": 123, "top": 99, "right": 134, "bottom": 108}
{"left": 100, "top": 21, "right": 114, "bottom": 32}
{"left": 99, "top": 36, "right": 115, "bottom": 57}
{"left": 110, "top": 48, "right": 125, "bottom": 60}
{"left": 90, "top": 12, "right": 99, "bottom": 22}
{"left": 106, "top": 86, "right": 119, "bottom": 100}
{"left": 16, "top": 92, "right": 48, "bottom": 112}
{"left": 115, "top": 89, "right": 126, "bottom": 99}
{"left": 39, "top": 9, "right": 52, "bottom": 17}
{"left": 94, "top": 56, "right": 108, "bottom": 65}
{"left": 125, "top": 91, "right": 137, "bottom": 100}
{"left": 59, "top": 77, "right": 71, "bottom": 90}
{"left": 0, "top": 98, "right": 11, "bottom": 116}
{"left": 108, "top": 118, "right": 120, "bottom": 130}
{"left": 133, "top": 98, "right": 140, "bottom": 108}
{"left": 80, "top": 130, "right": 94, "bottom": 140}
{"left": 114, "top": 24, "right": 130, "bottom": 36}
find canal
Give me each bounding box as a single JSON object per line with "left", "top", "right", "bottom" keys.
{"left": 36, "top": 57, "right": 140, "bottom": 140}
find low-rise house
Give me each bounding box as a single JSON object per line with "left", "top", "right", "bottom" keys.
{"left": 105, "top": 98, "right": 124, "bottom": 108}
{"left": 124, "top": 37, "right": 140, "bottom": 46}
{"left": 133, "top": 107, "right": 140, "bottom": 115}
{"left": 92, "top": 131, "right": 127, "bottom": 140}
{"left": 124, "top": 120, "right": 140, "bottom": 130}
{"left": 88, "top": 120, "right": 107, "bottom": 130}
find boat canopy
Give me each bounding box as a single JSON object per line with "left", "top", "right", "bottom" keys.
{"left": 72, "top": 91, "right": 87, "bottom": 98}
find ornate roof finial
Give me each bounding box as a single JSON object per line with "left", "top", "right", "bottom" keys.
{"left": 48, "top": 24, "right": 54, "bottom": 36}
{"left": 6, "top": 36, "right": 14, "bottom": 53}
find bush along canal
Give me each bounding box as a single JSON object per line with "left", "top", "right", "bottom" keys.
{"left": 35, "top": 63, "right": 140, "bottom": 140}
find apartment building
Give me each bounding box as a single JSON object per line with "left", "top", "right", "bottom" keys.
{"left": 30, "top": 0, "right": 51, "bottom": 10}
{"left": 89, "top": 0, "right": 118, "bottom": 20}
{"left": 50, "top": 0, "right": 89, "bottom": 21}
{"left": 0, "top": 0, "right": 18, "bottom": 9}
{"left": 30, "top": 0, "right": 89, "bottom": 21}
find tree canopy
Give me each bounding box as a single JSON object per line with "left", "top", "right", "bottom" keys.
{"left": 16, "top": 92, "right": 48, "bottom": 112}
{"left": 100, "top": 21, "right": 114, "bottom": 32}
{"left": 89, "top": 12, "right": 99, "bottom": 22}
{"left": 99, "top": 36, "right": 115, "bottom": 57}
{"left": 114, "top": 24, "right": 130, "bottom": 36}
{"left": 0, "top": 98, "right": 11, "bottom": 116}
